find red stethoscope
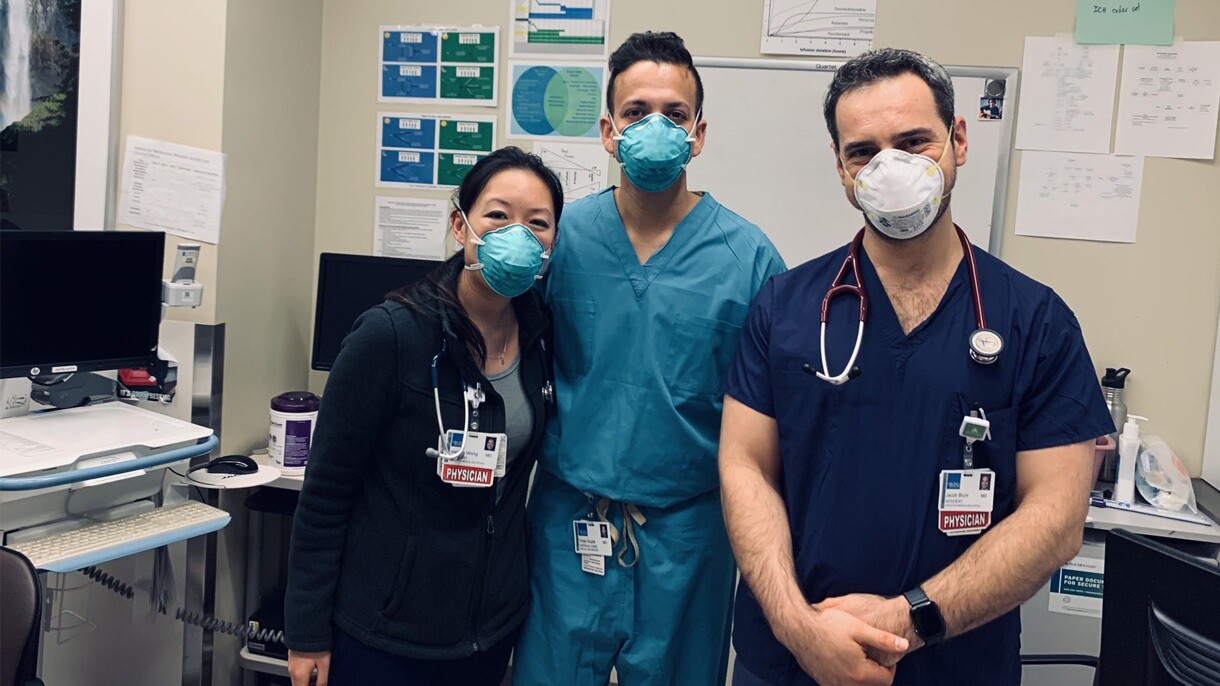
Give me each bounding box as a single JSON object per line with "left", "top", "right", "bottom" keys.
{"left": 805, "top": 226, "right": 1003, "bottom": 385}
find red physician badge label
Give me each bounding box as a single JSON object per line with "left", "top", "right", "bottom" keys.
{"left": 441, "top": 463, "right": 494, "bottom": 486}
{"left": 939, "top": 510, "right": 991, "bottom": 536}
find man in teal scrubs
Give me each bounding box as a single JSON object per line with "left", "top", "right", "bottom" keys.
{"left": 513, "top": 32, "right": 786, "bottom": 686}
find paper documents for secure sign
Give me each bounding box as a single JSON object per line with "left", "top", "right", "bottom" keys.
{"left": 1015, "top": 151, "right": 1144, "bottom": 243}
{"left": 1114, "top": 40, "right": 1220, "bottom": 159}
{"left": 118, "top": 136, "right": 226, "bottom": 244}
{"left": 374, "top": 196, "right": 449, "bottom": 260}
{"left": 1015, "top": 36, "right": 1120, "bottom": 154}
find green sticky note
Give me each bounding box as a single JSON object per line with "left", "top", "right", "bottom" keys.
{"left": 1076, "top": 0, "right": 1174, "bottom": 45}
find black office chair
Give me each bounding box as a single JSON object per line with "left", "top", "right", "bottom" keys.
{"left": 1098, "top": 529, "right": 1220, "bottom": 685}
{"left": 0, "top": 547, "right": 44, "bottom": 686}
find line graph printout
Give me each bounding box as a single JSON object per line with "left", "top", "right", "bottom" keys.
{"left": 535, "top": 142, "right": 609, "bottom": 203}
{"left": 761, "top": 0, "right": 876, "bottom": 58}
{"left": 511, "top": 0, "right": 610, "bottom": 58}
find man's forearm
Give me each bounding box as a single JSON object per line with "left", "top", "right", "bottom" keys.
{"left": 921, "top": 499, "right": 1084, "bottom": 638}
{"left": 721, "top": 458, "right": 807, "bottom": 638}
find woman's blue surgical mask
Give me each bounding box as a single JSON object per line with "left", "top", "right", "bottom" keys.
{"left": 611, "top": 112, "right": 699, "bottom": 193}
{"left": 459, "top": 210, "right": 550, "bottom": 298}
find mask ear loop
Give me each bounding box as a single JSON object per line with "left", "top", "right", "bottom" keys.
{"left": 454, "top": 201, "right": 486, "bottom": 272}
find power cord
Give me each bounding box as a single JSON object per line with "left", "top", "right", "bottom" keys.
{"left": 80, "top": 563, "right": 284, "bottom": 645}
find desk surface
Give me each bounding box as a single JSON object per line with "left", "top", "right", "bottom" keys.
{"left": 1087, "top": 503, "right": 1220, "bottom": 544}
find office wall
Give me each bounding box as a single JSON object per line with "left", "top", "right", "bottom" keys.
{"left": 210, "top": 1, "right": 325, "bottom": 684}
{"left": 113, "top": 0, "right": 227, "bottom": 324}
{"left": 105, "top": 2, "right": 323, "bottom": 685}
{"left": 312, "top": 0, "right": 1220, "bottom": 473}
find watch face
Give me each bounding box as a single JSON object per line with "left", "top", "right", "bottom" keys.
{"left": 913, "top": 601, "right": 947, "bottom": 642}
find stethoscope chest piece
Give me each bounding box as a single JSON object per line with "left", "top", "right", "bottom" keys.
{"left": 969, "top": 328, "right": 1004, "bottom": 365}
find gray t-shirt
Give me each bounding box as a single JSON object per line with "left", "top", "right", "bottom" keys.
{"left": 488, "top": 355, "right": 532, "bottom": 497}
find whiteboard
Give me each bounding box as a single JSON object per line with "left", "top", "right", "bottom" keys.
{"left": 687, "top": 57, "right": 1019, "bottom": 267}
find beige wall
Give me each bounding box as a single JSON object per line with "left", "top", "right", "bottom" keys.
{"left": 312, "top": 0, "right": 1220, "bottom": 472}
{"left": 216, "top": 0, "right": 323, "bottom": 458}
{"left": 211, "top": 1, "right": 325, "bottom": 684}
{"left": 111, "top": 2, "right": 323, "bottom": 684}
{"left": 114, "top": 0, "right": 227, "bottom": 324}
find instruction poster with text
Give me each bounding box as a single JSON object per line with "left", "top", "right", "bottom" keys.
{"left": 377, "top": 113, "right": 497, "bottom": 189}
{"left": 380, "top": 25, "right": 500, "bottom": 106}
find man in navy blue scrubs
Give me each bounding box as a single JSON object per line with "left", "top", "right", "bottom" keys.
{"left": 720, "top": 48, "right": 1113, "bottom": 686}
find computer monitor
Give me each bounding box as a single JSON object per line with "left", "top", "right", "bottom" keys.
{"left": 311, "top": 253, "right": 437, "bottom": 371}
{"left": 1097, "top": 528, "right": 1220, "bottom": 685}
{"left": 0, "top": 230, "right": 165, "bottom": 379}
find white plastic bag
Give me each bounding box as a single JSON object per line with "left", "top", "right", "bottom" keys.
{"left": 1135, "top": 434, "right": 1198, "bottom": 513}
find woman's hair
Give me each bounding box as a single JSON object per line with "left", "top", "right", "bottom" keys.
{"left": 387, "top": 146, "right": 564, "bottom": 365}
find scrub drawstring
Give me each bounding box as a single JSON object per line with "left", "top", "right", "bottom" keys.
{"left": 594, "top": 497, "right": 647, "bottom": 568}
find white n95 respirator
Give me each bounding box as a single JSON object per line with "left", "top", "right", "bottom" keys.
{"left": 847, "top": 141, "right": 953, "bottom": 240}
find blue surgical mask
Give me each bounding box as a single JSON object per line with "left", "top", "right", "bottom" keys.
{"left": 459, "top": 210, "right": 550, "bottom": 298}
{"left": 611, "top": 112, "right": 698, "bottom": 192}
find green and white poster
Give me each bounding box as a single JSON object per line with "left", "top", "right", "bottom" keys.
{"left": 380, "top": 25, "right": 499, "bottom": 107}
{"left": 508, "top": 61, "right": 605, "bottom": 141}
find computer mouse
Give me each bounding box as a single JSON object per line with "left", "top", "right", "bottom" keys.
{"left": 205, "top": 454, "right": 259, "bottom": 475}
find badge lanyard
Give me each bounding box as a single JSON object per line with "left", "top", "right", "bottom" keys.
{"left": 939, "top": 406, "right": 996, "bottom": 536}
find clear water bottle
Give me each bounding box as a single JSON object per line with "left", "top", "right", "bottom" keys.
{"left": 1099, "top": 367, "right": 1130, "bottom": 482}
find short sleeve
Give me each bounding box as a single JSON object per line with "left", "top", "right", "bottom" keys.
{"left": 1016, "top": 294, "right": 1115, "bottom": 452}
{"left": 754, "top": 238, "right": 788, "bottom": 289}
{"left": 724, "top": 276, "right": 777, "bottom": 418}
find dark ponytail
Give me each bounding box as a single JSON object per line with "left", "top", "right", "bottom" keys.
{"left": 387, "top": 146, "right": 564, "bottom": 365}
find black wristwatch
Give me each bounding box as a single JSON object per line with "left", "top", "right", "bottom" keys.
{"left": 902, "top": 586, "right": 946, "bottom": 646}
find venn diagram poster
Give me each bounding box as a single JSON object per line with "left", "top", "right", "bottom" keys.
{"left": 380, "top": 26, "right": 500, "bottom": 107}
{"left": 508, "top": 62, "right": 606, "bottom": 140}
{"left": 376, "top": 112, "right": 498, "bottom": 189}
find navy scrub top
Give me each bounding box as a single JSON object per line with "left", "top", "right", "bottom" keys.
{"left": 724, "top": 240, "right": 1113, "bottom": 686}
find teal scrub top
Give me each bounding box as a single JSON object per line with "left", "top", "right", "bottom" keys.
{"left": 542, "top": 188, "right": 786, "bottom": 508}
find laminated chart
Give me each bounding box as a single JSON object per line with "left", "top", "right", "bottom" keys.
{"left": 380, "top": 26, "right": 500, "bottom": 106}
{"left": 376, "top": 113, "right": 497, "bottom": 189}
{"left": 511, "top": 0, "right": 610, "bottom": 58}
{"left": 508, "top": 62, "right": 605, "bottom": 140}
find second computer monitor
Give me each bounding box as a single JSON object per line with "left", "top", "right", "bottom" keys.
{"left": 311, "top": 253, "right": 438, "bottom": 371}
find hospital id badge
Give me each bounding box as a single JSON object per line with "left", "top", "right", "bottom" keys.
{"left": 572, "top": 520, "right": 613, "bottom": 556}
{"left": 938, "top": 469, "right": 995, "bottom": 536}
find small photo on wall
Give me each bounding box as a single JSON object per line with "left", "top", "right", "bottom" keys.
{"left": 978, "top": 97, "right": 1004, "bottom": 121}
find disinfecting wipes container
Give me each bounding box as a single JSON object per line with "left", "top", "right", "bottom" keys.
{"left": 269, "top": 391, "right": 320, "bottom": 474}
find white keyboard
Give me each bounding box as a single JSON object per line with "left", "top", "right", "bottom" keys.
{"left": 6, "top": 501, "right": 230, "bottom": 572}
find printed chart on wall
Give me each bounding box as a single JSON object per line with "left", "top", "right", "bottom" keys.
{"left": 535, "top": 142, "right": 609, "bottom": 203}
{"left": 377, "top": 113, "right": 497, "bottom": 189}
{"left": 511, "top": 0, "right": 610, "bottom": 58}
{"left": 508, "top": 62, "right": 605, "bottom": 140}
{"left": 379, "top": 25, "right": 499, "bottom": 106}
{"left": 761, "top": 0, "right": 876, "bottom": 58}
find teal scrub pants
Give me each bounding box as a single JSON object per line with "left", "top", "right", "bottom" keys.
{"left": 513, "top": 469, "right": 737, "bottom": 686}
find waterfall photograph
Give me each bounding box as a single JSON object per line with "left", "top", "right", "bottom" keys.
{"left": 0, "top": 0, "right": 81, "bottom": 231}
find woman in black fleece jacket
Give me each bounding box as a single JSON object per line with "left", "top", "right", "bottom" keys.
{"left": 285, "top": 147, "right": 562, "bottom": 686}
